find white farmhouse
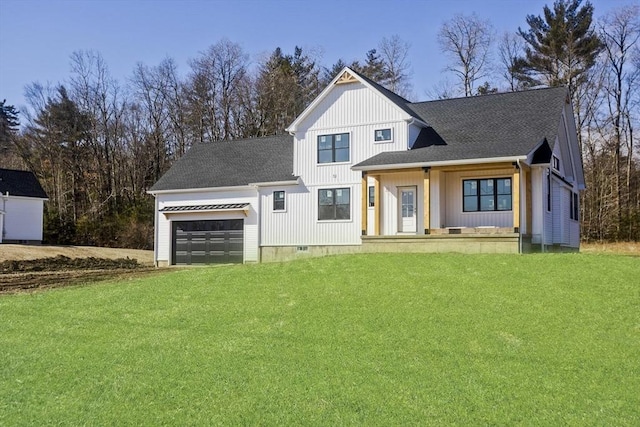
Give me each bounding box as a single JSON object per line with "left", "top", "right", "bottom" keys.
{"left": 0, "top": 168, "right": 48, "bottom": 244}
{"left": 149, "top": 68, "right": 584, "bottom": 265}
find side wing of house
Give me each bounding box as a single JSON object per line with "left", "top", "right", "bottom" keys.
{"left": 529, "top": 101, "right": 583, "bottom": 250}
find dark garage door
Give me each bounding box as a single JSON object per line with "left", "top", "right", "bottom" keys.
{"left": 172, "top": 219, "right": 244, "bottom": 265}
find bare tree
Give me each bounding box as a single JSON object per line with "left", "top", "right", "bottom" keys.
{"left": 497, "top": 32, "right": 526, "bottom": 91}
{"left": 599, "top": 4, "right": 640, "bottom": 239}
{"left": 438, "top": 13, "right": 494, "bottom": 97}
{"left": 378, "top": 35, "right": 413, "bottom": 98}
{"left": 186, "top": 39, "right": 249, "bottom": 142}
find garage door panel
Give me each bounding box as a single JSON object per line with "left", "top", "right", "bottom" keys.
{"left": 172, "top": 220, "right": 244, "bottom": 265}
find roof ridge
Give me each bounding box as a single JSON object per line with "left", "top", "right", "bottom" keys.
{"left": 409, "top": 86, "right": 567, "bottom": 106}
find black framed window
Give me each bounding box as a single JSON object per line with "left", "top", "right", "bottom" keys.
{"left": 570, "top": 192, "right": 579, "bottom": 220}
{"left": 553, "top": 155, "right": 560, "bottom": 170}
{"left": 368, "top": 186, "right": 375, "bottom": 207}
{"left": 547, "top": 170, "right": 552, "bottom": 212}
{"left": 273, "top": 190, "right": 285, "bottom": 211}
{"left": 374, "top": 128, "right": 392, "bottom": 142}
{"left": 318, "top": 133, "right": 349, "bottom": 163}
{"left": 318, "top": 188, "right": 350, "bottom": 220}
{"left": 463, "top": 178, "right": 512, "bottom": 212}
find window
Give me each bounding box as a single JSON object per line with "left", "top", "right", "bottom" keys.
{"left": 374, "top": 128, "right": 392, "bottom": 142}
{"left": 318, "top": 188, "right": 350, "bottom": 220}
{"left": 318, "top": 133, "right": 349, "bottom": 163}
{"left": 368, "top": 186, "right": 375, "bottom": 207}
{"left": 463, "top": 178, "right": 512, "bottom": 212}
{"left": 553, "top": 155, "right": 560, "bottom": 171}
{"left": 273, "top": 191, "right": 285, "bottom": 211}
{"left": 547, "top": 170, "right": 552, "bottom": 212}
{"left": 570, "top": 192, "right": 579, "bottom": 220}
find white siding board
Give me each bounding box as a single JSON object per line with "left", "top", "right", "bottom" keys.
{"left": 300, "top": 83, "right": 406, "bottom": 131}
{"left": 3, "top": 197, "right": 44, "bottom": 241}
{"left": 260, "top": 183, "right": 361, "bottom": 246}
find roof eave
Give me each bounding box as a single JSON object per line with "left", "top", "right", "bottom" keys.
{"left": 148, "top": 185, "right": 255, "bottom": 195}
{"left": 352, "top": 156, "right": 528, "bottom": 171}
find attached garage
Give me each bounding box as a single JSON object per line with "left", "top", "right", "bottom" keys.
{"left": 172, "top": 219, "right": 244, "bottom": 265}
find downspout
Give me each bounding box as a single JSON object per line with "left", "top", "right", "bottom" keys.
{"left": 517, "top": 160, "right": 523, "bottom": 254}
{"left": 1, "top": 192, "right": 8, "bottom": 242}
{"left": 153, "top": 195, "right": 159, "bottom": 267}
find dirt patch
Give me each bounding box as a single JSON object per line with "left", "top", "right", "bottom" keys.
{"left": 0, "top": 268, "right": 165, "bottom": 293}
{"left": 0, "top": 245, "right": 160, "bottom": 293}
{"left": 0, "top": 244, "right": 153, "bottom": 265}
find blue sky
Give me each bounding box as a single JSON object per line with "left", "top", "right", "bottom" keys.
{"left": 0, "top": 0, "right": 629, "bottom": 114}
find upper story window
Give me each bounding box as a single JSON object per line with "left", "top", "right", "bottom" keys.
{"left": 374, "top": 128, "right": 392, "bottom": 143}
{"left": 318, "top": 133, "right": 349, "bottom": 163}
{"left": 318, "top": 188, "right": 350, "bottom": 220}
{"left": 552, "top": 155, "right": 560, "bottom": 171}
{"left": 273, "top": 190, "right": 285, "bottom": 212}
{"left": 463, "top": 178, "right": 512, "bottom": 212}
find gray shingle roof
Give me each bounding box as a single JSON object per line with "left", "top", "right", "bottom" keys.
{"left": 354, "top": 87, "right": 568, "bottom": 169}
{"left": 0, "top": 168, "right": 48, "bottom": 199}
{"left": 149, "top": 134, "right": 295, "bottom": 192}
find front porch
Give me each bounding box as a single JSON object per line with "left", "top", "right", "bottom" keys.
{"left": 359, "top": 161, "right": 531, "bottom": 253}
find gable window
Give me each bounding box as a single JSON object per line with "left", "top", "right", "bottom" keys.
{"left": 463, "top": 178, "right": 512, "bottom": 212}
{"left": 318, "top": 133, "right": 349, "bottom": 163}
{"left": 368, "top": 186, "right": 375, "bottom": 207}
{"left": 553, "top": 155, "right": 560, "bottom": 171}
{"left": 318, "top": 188, "right": 350, "bottom": 220}
{"left": 374, "top": 128, "right": 392, "bottom": 143}
{"left": 273, "top": 191, "right": 285, "bottom": 211}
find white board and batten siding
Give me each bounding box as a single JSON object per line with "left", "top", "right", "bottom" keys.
{"left": 3, "top": 196, "right": 45, "bottom": 241}
{"left": 155, "top": 188, "right": 259, "bottom": 263}
{"left": 268, "top": 80, "right": 413, "bottom": 247}
{"left": 259, "top": 183, "right": 361, "bottom": 246}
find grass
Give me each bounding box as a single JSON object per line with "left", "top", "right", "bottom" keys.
{"left": 1, "top": 253, "right": 638, "bottom": 425}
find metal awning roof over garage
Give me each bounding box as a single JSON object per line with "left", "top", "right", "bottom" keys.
{"left": 160, "top": 203, "right": 250, "bottom": 215}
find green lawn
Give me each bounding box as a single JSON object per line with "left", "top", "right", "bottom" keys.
{"left": 1, "top": 253, "right": 638, "bottom": 425}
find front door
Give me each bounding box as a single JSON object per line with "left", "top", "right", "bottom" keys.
{"left": 398, "top": 186, "right": 417, "bottom": 233}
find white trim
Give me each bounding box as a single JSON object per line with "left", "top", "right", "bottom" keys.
{"left": 148, "top": 185, "right": 254, "bottom": 195}
{"left": 352, "top": 156, "right": 527, "bottom": 171}
{"left": 248, "top": 179, "right": 299, "bottom": 187}
{"left": 0, "top": 194, "right": 48, "bottom": 201}
{"left": 374, "top": 127, "right": 393, "bottom": 143}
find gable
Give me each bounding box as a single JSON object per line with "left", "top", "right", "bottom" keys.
{"left": 296, "top": 81, "right": 408, "bottom": 132}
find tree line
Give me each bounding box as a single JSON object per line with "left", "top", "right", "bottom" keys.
{"left": 0, "top": 0, "right": 638, "bottom": 246}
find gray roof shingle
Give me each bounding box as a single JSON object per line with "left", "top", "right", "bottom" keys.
{"left": 354, "top": 86, "right": 568, "bottom": 168}
{"left": 149, "top": 134, "right": 295, "bottom": 192}
{"left": 0, "top": 168, "right": 48, "bottom": 199}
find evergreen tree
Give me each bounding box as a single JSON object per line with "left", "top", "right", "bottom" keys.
{"left": 0, "top": 100, "right": 20, "bottom": 166}
{"left": 516, "top": 0, "right": 602, "bottom": 92}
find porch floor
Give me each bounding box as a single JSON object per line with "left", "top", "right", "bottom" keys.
{"left": 361, "top": 229, "right": 520, "bottom": 254}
